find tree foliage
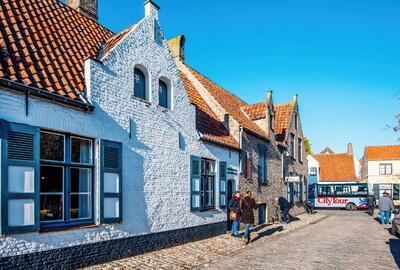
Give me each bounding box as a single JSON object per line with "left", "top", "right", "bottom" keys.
{"left": 304, "top": 136, "right": 312, "bottom": 155}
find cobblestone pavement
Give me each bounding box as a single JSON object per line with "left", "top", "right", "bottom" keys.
{"left": 200, "top": 210, "right": 400, "bottom": 270}
{"left": 86, "top": 213, "right": 326, "bottom": 270}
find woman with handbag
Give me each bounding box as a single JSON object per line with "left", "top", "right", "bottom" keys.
{"left": 240, "top": 191, "right": 259, "bottom": 244}
{"left": 228, "top": 191, "right": 241, "bottom": 237}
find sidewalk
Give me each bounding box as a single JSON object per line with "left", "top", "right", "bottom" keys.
{"left": 86, "top": 213, "right": 326, "bottom": 270}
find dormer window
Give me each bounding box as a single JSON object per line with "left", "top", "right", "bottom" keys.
{"left": 134, "top": 67, "right": 146, "bottom": 100}
{"left": 159, "top": 80, "right": 168, "bottom": 108}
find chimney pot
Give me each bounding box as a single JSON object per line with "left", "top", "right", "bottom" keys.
{"left": 347, "top": 143, "right": 354, "bottom": 155}
{"left": 67, "top": 0, "right": 98, "bottom": 21}
{"left": 267, "top": 90, "right": 273, "bottom": 101}
{"left": 144, "top": 0, "right": 160, "bottom": 20}
{"left": 293, "top": 94, "right": 298, "bottom": 103}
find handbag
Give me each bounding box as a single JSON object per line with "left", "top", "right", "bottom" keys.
{"left": 229, "top": 211, "right": 237, "bottom": 221}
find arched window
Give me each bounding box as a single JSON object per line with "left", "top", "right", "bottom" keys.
{"left": 159, "top": 80, "right": 168, "bottom": 108}
{"left": 134, "top": 68, "right": 146, "bottom": 100}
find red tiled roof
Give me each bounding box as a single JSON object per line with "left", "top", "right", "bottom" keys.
{"left": 180, "top": 72, "right": 239, "bottom": 150}
{"left": 365, "top": 145, "right": 400, "bottom": 160}
{"left": 185, "top": 65, "right": 267, "bottom": 139}
{"left": 320, "top": 147, "right": 335, "bottom": 154}
{"left": 313, "top": 153, "right": 357, "bottom": 182}
{"left": 274, "top": 102, "right": 295, "bottom": 141}
{"left": 0, "top": 0, "right": 114, "bottom": 100}
{"left": 242, "top": 102, "right": 267, "bottom": 121}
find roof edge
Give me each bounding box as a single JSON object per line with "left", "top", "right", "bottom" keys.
{"left": 0, "top": 78, "right": 94, "bottom": 112}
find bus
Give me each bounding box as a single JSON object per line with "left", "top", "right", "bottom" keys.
{"left": 308, "top": 183, "right": 369, "bottom": 210}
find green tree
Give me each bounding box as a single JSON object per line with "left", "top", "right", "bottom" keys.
{"left": 304, "top": 137, "right": 313, "bottom": 155}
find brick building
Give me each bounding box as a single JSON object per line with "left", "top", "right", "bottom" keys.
{"left": 0, "top": 0, "right": 240, "bottom": 268}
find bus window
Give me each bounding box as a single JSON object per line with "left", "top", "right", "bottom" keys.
{"left": 318, "top": 185, "right": 332, "bottom": 196}
{"left": 335, "top": 185, "right": 351, "bottom": 196}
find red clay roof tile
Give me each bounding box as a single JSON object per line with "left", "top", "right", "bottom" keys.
{"left": 365, "top": 145, "right": 400, "bottom": 160}
{"left": 313, "top": 153, "right": 357, "bottom": 182}
{"left": 180, "top": 72, "right": 239, "bottom": 150}
{"left": 0, "top": 0, "right": 114, "bottom": 100}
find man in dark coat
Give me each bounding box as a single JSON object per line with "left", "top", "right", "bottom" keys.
{"left": 277, "top": 196, "right": 291, "bottom": 223}
{"left": 368, "top": 192, "right": 376, "bottom": 216}
{"left": 228, "top": 191, "right": 241, "bottom": 237}
{"left": 240, "top": 191, "right": 258, "bottom": 244}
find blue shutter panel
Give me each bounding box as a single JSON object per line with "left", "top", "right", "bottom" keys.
{"left": 190, "top": 156, "right": 201, "bottom": 211}
{"left": 219, "top": 161, "right": 227, "bottom": 208}
{"left": 1, "top": 120, "right": 40, "bottom": 235}
{"left": 258, "top": 145, "right": 265, "bottom": 183}
{"left": 100, "top": 140, "right": 122, "bottom": 224}
{"left": 264, "top": 148, "right": 268, "bottom": 183}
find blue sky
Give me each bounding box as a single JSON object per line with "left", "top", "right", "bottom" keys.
{"left": 86, "top": 0, "right": 399, "bottom": 157}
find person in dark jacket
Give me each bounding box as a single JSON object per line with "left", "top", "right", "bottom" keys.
{"left": 276, "top": 197, "right": 291, "bottom": 223}
{"left": 368, "top": 192, "right": 376, "bottom": 216}
{"left": 228, "top": 191, "right": 241, "bottom": 237}
{"left": 240, "top": 191, "right": 258, "bottom": 244}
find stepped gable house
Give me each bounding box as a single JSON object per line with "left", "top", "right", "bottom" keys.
{"left": 0, "top": 0, "right": 240, "bottom": 268}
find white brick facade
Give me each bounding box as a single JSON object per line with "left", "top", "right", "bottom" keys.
{"left": 0, "top": 8, "right": 239, "bottom": 257}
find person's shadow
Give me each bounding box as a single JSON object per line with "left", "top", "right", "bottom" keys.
{"left": 388, "top": 239, "right": 400, "bottom": 268}
{"left": 251, "top": 226, "right": 284, "bottom": 243}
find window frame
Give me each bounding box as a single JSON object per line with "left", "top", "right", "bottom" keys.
{"left": 158, "top": 79, "right": 169, "bottom": 109}
{"left": 298, "top": 138, "right": 302, "bottom": 162}
{"left": 258, "top": 145, "right": 268, "bottom": 184}
{"left": 133, "top": 67, "right": 147, "bottom": 101}
{"left": 219, "top": 161, "right": 227, "bottom": 208}
{"left": 379, "top": 163, "right": 392, "bottom": 175}
{"left": 310, "top": 167, "right": 317, "bottom": 176}
{"left": 190, "top": 156, "right": 216, "bottom": 211}
{"left": 39, "top": 131, "right": 94, "bottom": 229}
{"left": 290, "top": 133, "right": 295, "bottom": 159}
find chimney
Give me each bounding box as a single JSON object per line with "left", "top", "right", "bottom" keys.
{"left": 144, "top": 0, "right": 160, "bottom": 20}
{"left": 267, "top": 90, "right": 273, "bottom": 102}
{"left": 67, "top": 0, "right": 98, "bottom": 21}
{"left": 293, "top": 94, "right": 298, "bottom": 103}
{"left": 347, "top": 143, "right": 353, "bottom": 155}
{"left": 223, "top": 113, "right": 230, "bottom": 133}
{"left": 168, "top": 35, "right": 186, "bottom": 63}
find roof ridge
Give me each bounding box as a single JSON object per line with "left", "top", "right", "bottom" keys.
{"left": 184, "top": 64, "right": 249, "bottom": 106}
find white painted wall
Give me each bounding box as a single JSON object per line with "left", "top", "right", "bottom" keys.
{"left": 0, "top": 9, "right": 239, "bottom": 257}
{"left": 367, "top": 160, "right": 400, "bottom": 185}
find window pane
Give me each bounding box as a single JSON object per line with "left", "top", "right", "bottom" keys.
{"left": 104, "top": 173, "right": 119, "bottom": 193}
{"left": 40, "top": 195, "right": 63, "bottom": 221}
{"left": 104, "top": 198, "right": 119, "bottom": 218}
{"left": 70, "top": 194, "right": 91, "bottom": 219}
{"left": 40, "top": 166, "right": 63, "bottom": 192}
{"left": 192, "top": 178, "right": 201, "bottom": 192}
{"left": 71, "top": 137, "right": 91, "bottom": 164}
{"left": 8, "top": 166, "right": 34, "bottom": 193}
{"left": 40, "top": 132, "right": 64, "bottom": 161}
{"left": 70, "top": 168, "right": 90, "bottom": 193}
{"left": 134, "top": 68, "right": 146, "bottom": 99}
{"left": 8, "top": 199, "right": 35, "bottom": 226}
{"left": 159, "top": 80, "right": 168, "bottom": 108}
{"left": 379, "top": 165, "right": 385, "bottom": 174}
{"left": 192, "top": 159, "right": 200, "bottom": 175}
{"left": 192, "top": 194, "right": 200, "bottom": 208}
{"left": 220, "top": 194, "right": 226, "bottom": 206}
{"left": 386, "top": 165, "right": 392, "bottom": 174}
{"left": 220, "top": 180, "right": 226, "bottom": 192}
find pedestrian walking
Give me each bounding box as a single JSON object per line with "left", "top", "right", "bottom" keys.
{"left": 378, "top": 192, "right": 394, "bottom": 225}
{"left": 240, "top": 191, "right": 258, "bottom": 244}
{"left": 276, "top": 196, "right": 292, "bottom": 223}
{"left": 368, "top": 192, "right": 376, "bottom": 216}
{"left": 228, "top": 191, "right": 241, "bottom": 237}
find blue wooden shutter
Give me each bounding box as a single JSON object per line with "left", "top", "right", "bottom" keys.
{"left": 1, "top": 120, "right": 40, "bottom": 235}
{"left": 258, "top": 145, "right": 266, "bottom": 183}
{"left": 100, "top": 140, "right": 122, "bottom": 224}
{"left": 394, "top": 184, "right": 400, "bottom": 200}
{"left": 190, "top": 156, "right": 201, "bottom": 211}
{"left": 219, "top": 161, "right": 227, "bottom": 208}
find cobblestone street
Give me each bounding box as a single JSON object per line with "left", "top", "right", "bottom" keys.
{"left": 201, "top": 210, "right": 400, "bottom": 270}
{"left": 86, "top": 211, "right": 400, "bottom": 269}
{"left": 86, "top": 213, "right": 325, "bottom": 269}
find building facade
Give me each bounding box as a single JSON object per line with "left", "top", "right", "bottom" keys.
{"left": 169, "top": 36, "right": 307, "bottom": 223}
{"left": 0, "top": 0, "right": 239, "bottom": 268}
{"left": 361, "top": 145, "right": 400, "bottom": 205}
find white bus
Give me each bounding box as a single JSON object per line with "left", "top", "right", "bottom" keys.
{"left": 308, "top": 183, "right": 369, "bottom": 210}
